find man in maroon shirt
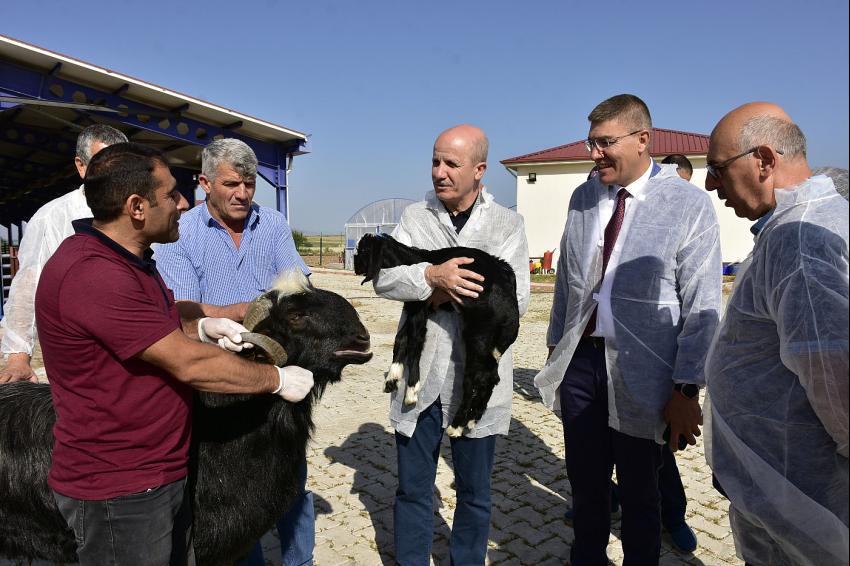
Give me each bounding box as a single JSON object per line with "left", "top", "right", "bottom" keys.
{"left": 35, "top": 143, "right": 314, "bottom": 566}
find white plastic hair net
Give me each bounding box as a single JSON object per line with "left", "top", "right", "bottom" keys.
{"left": 707, "top": 176, "right": 849, "bottom": 565}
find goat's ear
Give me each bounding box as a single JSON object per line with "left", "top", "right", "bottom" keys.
{"left": 356, "top": 236, "right": 378, "bottom": 283}
{"left": 364, "top": 238, "right": 384, "bottom": 283}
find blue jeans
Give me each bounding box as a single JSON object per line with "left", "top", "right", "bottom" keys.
{"left": 236, "top": 460, "right": 315, "bottom": 566}
{"left": 394, "top": 399, "right": 496, "bottom": 566}
{"left": 53, "top": 477, "right": 194, "bottom": 566}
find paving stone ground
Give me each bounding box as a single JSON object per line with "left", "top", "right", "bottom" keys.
{"left": 1, "top": 270, "right": 743, "bottom": 566}
{"left": 261, "top": 272, "right": 742, "bottom": 566}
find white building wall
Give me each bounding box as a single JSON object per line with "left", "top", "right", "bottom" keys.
{"left": 685, "top": 158, "right": 754, "bottom": 263}
{"left": 515, "top": 163, "right": 589, "bottom": 268}
{"left": 513, "top": 157, "right": 754, "bottom": 266}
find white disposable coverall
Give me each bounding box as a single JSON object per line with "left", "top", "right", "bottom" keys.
{"left": 1, "top": 187, "right": 91, "bottom": 358}
{"left": 707, "top": 176, "right": 849, "bottom": 566}
{"left": 373, "top": 188, "right": 530, "bottom": 438}
{"left": 535, "top": 164, "right": 722, "bottom": 441}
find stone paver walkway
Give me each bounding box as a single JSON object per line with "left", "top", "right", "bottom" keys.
{"left": 262, "top": 272, "right": 742, "bottom": 566}
{"left": 1, "top": 271, "right": 742, "bottom": 566}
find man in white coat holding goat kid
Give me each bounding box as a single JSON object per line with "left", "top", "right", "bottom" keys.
{"left": 371, "top": 124, "right": 530, "bottom": 566}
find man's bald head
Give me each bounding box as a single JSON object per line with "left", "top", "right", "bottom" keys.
{"left": 711, "top": 102, "right": 790, "bottom": 141}
{"left": 435, "top": 125, "right": 489, "bottom": 165}
{"left": 431, "top": 124, "right": 489, "bottom": 213}
{"left": 710, "top": 102, "right": 805, "bottom": 160}
{"left": 706, "top": 101, "right": 812, "bottom": 220}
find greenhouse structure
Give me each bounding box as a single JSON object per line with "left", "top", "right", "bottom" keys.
{"left": 343, "top": 198, "right": 415, "bottom": 270}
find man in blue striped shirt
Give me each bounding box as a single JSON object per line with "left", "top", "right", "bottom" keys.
{"left": 155, "top": 138, "right": 313, "bottom": 566}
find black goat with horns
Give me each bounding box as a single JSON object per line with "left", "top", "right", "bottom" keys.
{"left": 0, "top": 271, "right": 372, "bottom": 565}
{"left": 354, "top": 232, "right": 520, "bottom": 437}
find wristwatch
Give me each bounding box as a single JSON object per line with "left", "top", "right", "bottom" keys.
{"left": 674, "top": 383, "right": 700, "bottom": 399}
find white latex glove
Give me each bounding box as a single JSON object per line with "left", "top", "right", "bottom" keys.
{"left": 274, "top": 365, "right": 314, "bottom": 402}
{"left": 197, "top": 317, "right": 254, "bottom": 352}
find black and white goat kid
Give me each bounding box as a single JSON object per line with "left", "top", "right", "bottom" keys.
{"left": 354, "top": 232, "right": 519, "bottom": 437}
{"left": 0, "top": 271, "right": 372, "bottom": 565}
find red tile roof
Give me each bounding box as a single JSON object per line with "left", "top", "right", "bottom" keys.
{"left": 501, "top": 128, "right": 708, "bottom": 166}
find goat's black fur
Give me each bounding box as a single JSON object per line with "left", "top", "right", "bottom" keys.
{"left": 0, "top": 280, "right": 372, "bottom": 565}
{"left": 354, "top": 233, "right": 519, "bottom": 437}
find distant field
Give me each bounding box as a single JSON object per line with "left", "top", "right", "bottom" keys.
{"left": 297, "top": 234, "right": 345, "bottom": 267}
{"left": 298, "top": 234, "right": 345, "bottom": 253}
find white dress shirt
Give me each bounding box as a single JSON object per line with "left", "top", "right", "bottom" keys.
{"left": 592, "top": 161, "right": 654, "bottom": 339}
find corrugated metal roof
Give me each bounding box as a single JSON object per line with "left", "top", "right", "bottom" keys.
{"left": 0, "top": 34, "right": 307, "bottom": 144}
{"left": 501, "top": 128, "right": 708, "bottom": 166}
{"left": 0, "top": 34, "right": 308, "bottom": 226}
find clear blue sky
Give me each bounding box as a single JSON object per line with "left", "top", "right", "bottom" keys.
{"left": 4, "top": 0, "right": 848, "bottom": 233}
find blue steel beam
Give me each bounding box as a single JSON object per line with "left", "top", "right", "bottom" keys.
{"left": 0, "top": 59, "right": 306, "bottom": 220}
{"left": 0, "top": 122, "right": 76, "bottom": 156}
{"left": 0, "top": 60, "right": 304, "bottom": 171}
{"left": 0, "top": 155, "right": 54, "bottom": 176}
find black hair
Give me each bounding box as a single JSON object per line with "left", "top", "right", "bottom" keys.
{"left": 84, "top": 143, "right": 168, "bottom": 221}
{"left": 661, "top": 154, "right": 693, "bottom": 176}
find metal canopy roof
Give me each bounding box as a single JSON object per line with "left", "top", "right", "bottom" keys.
{"left": 0, "top": 34, "right": 309, "bottom": 228}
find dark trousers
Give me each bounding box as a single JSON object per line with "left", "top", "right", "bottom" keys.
{"left": 597, "top": 443, "right": 686, "bottom": 531}
{"left": 659, "top": 445, "right": 687, "bottom": 531}
{"left": 394, "top": 399, "right": 496, "bottom": 566}
{"left": 560, "top": 338, "right": 664, "bottom": 566}
{"left": 607, "top": 423, "right": 687, "bottom": 532}
{"left": 54, "top": 477, "right": 195, "bottom": 566}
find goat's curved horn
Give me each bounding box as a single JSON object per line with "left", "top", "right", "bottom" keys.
{"left": 243, "top": 295, "right": 273, "bottom": 331}
{"left": 240, "top": 332, "right": 288, "bottom": 366}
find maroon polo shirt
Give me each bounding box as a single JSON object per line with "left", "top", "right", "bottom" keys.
{"left": 35, "top": 219, "right": 193, "bottom": 500}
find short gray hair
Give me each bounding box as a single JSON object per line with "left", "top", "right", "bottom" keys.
{"left": 738, "top": 116, "right": 807, "bottom": 159}
{"left": 471, "top": 134, "right": 489, "bottom": 164}
{"left": 76, "top": 124, "right": 128, "bottom": 165}
{"left": 201, "top": 138, "right": 258, "bottom": 181}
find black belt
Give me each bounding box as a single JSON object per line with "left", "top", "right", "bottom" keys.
{"left": 581, "top": 336, "right": 605, "bottom": 351}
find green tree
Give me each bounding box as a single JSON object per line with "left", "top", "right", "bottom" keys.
{"left": 291, "top": 229, "right": 307, "bottom": 251}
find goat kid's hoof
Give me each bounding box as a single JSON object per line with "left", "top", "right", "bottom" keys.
{"left": 384, "top": 363, "right": 404, "bottom": 393}
{"left": 403, "top": 381, "right": 421, "bottom": 406}
{"left": 446, "top": 425, "right": 464, "bottom": 438}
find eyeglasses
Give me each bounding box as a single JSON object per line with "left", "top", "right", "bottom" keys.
{"left": 584, "top": 130, "right": 643, "bottom": 152}
{"left": 706, "top": 148, "right": 757, "bottom": 179}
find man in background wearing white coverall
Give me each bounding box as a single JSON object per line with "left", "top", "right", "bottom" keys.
{"left": 704, "top": 102, "right": 848, "bottom": 566}
{"left": 0, "top": 124, "right": 127, "bottom": 383}
{"left": 373, "top": 124, "right": 529, "bottom": 565}
{"left": 535, "top": 94, "right": 722, "bottom": 566}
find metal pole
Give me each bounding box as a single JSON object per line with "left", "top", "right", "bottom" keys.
{"left": 319, "top": 233, "right": 323, "bottom": 266}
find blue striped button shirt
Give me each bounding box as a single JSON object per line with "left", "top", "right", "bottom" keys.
{"left": 154, "top": 202, "right": 310, "bottom": 305}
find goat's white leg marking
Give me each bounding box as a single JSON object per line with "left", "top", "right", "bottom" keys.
{"left": 492, "top": 348, "right": 502, "bottom": 362}
{"left": 466, "top": 420, "right": 477, "bottom": 431}
{"left": 446, "top": 425, "right": 463, "bottom": 438}
{"left": 385, "top": 363, "right": 404, "bottom": 392}
{"left": 403, "top": 380, "right": 421, "bottom": 406}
